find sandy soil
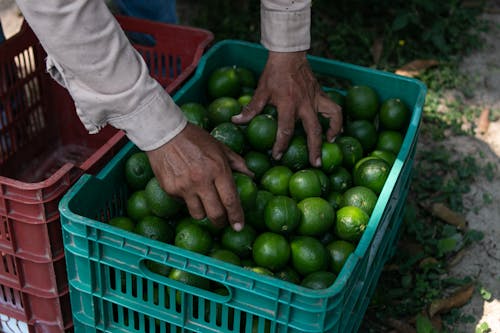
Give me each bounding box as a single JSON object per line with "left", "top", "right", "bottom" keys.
{"left": 1, "top": 1, "right": 498, "bottom": 332}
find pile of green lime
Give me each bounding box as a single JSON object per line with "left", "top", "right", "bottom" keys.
{"left": 108, "top": 66, "right": 411, "bottom": 292}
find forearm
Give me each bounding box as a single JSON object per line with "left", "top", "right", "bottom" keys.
{"left": 260, "top": 0, "right": 311, "bottom": 52}
{"left": 15, "top": 0, "right": 186, "bottom": 151}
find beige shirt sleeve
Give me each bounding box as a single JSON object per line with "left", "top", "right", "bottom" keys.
{"left": 14, "top": 0, "right": 186, "bottom": 151}
{"left": 260, "top": 0, "right": 311, "bottom": 52}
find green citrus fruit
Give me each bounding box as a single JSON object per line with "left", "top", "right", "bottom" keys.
{"left": 321, "top": 142, "right": 343, "bottom": 174}
{"left": 300, "top": 271, "right": 337, "bottom": 289}
{"left": 210, "top": 122, "right": 246, "bottom": 154}
{"left": 340, "top": 185, "right": 378, "bottom": 215}
{"left": 335, "top": 206, "right": 370, "bottom": 242}
{"left": 127, "top": 190, "right": 152, "bottom": 221}
{"left": 297, "top": 197, "right": 335, "bottom": 236}
{"left": 345, "top": 85, "right": 379, "bottom": 120}
{"left": 237, "top": 94, "right": 253, "bottom": 107}
{"left": 369, "top": 150, "right": 397, "bottom": 166}
{"left": 174, "top": 222, "right": 213, "bottom": 254}
{"left": 311, "top": 168, "right": 331, "bottom": 197}
{"left": 245, "top": 114, "right": 277, "bottom": 152}
{"left": 207, "top": 97, "right": 241, "bottom": 126}
{"left": 207, "top": 66, "right": 241, "bottom": 99}
{"left": 262, "top": 104, "right": 277, "bottom": 118}
{"left": 135, "top": 215, "right": 174, "bottom": 244}
{"left": 281, "top": 135, "right": 309, "bottom": 171}
{"left": 244, "top": 151, "right": 272, "bottom": 181}
{"left": 109, "top": 216, "right": 135, "bottom": 232}
{"left": 245, "top": 190, "right": 274, "bottom": 231}
{"left": 264, "top": 195, "right": 301, "bottom": 234}
{"left": 290, "top": 236, "right": 329, "bottom": 276}
{"left": 326, "top": 90, "right": 345, "bottom": 107}
{"left": 275, "top": 266, "right": 301, "bottom": 284}
{"left": 180, "top": 102, "right": 209, "bottom": 129}
{"left": 336, "top": 136, "right": 364, "bottom": 169}
{"left": 376, "top": 130, "right": 404, "bottom": 155}
{"left": 326, "top": 240, "right": 356, "bottom": 274}
{"left": 325, "top": 191, "right": 343, "bottom": 211}
{"left": 168, "top": 268, "right": 210, "bottom": 304}
{"left": 124, "top": 152, "right": 154, "bottom": 190}
{"left": 221, "top": 225, "right": 257, "bottom": 259}
{"left": 260, "top": 165, "right": 293, "bottom": 196}
{"left": 235, "top": 66, "right": 256, "bottom": 89}
{"left": 353, "top": 157, "right": 391, "bottom": 194}
{"left": 329, "top": 166, "right": 353, "bottom": 193}
{"left": 145, "top": 177, "right": 182, "bottom": 218}
{"left": 252, "top": 232, "right": 291, "bottom": 271}
{"left": 344, "top": 120, "right": 378, "bottom": 153}
{"left": 210, "top": 249, "right": 242, "bottom": 266}
{"left": 145, "top": 260, "right": 171, "bottom": 276}
{"left": 288, "top": 169, "right": 322, "bottom": 201}
{"left": 233, "top": 172, "right": 258, "bottom": 211}
{"left": 379, "top": 98, "right": 410, "bottom": 131}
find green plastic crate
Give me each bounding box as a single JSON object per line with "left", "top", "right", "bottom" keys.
{"left": 59, "top": 40, "right": 426, "bottom": 333}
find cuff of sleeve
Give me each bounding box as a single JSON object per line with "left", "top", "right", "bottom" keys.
{"left": 108, "top": 88, "right": 187, "bottom": 151}
{"left": 260, "top": 5, "right": 311, "bottom": 52}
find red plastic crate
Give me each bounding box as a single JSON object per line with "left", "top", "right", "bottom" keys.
{"left": 0, "top": 15, "right": 213, "bottom": 333}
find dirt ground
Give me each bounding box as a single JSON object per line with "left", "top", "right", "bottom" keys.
{"left": 1, "top": 1, "right": 499, "bottom": 332}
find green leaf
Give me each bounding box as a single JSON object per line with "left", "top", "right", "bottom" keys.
{"left": 437, "top": 234, "right": 461, "bottom": 255}
{"left": 480, "top": 287, "right": 492, "bottom": 301}
{"left": 416, "top": 314, "right": 435, "bottom": 333}
{"left": 475, "top": 322, "right": 490, "bottom": 333}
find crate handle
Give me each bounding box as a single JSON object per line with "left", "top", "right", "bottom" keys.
{"left": 138, "top": 258, "right": 233, "bottom": 303}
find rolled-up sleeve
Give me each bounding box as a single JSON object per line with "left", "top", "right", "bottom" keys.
{"left": 260, "top": 0, "right": 311, "bottom": 52}
{"left": 15, "top": 0, "right": 186, "bottom": 151}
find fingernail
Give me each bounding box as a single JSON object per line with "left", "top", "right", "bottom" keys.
{"left": 233, "top": 222, "right": 243, "bottom": 232}
{"left": 273, "top": 152, "right": 282, "bottom": 160}
{"left": 231, "top": 114, "right": 242, "bottom": 121}
{"left": 314, "top": 157, "right": 322, "bottom": 167}
{"left": 329, "top": 136, "right": 337, "bottom": 143}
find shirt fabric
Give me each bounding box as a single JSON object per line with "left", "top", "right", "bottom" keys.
{"left": 14, "top": 0, "right": 311, "bottom": 151}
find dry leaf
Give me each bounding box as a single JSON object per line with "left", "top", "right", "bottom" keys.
{"left": 448, "top": 248, "right": 467, "bottom": 267}
{"left": 395, "top": 59, "right": 439, "bottom": 77}
{"left": 428, "top": 284, "right": 475, "bottom": 317}
{"left": 431, "top": 203, "right": 467, "bottom": 230}
{"left": 386, "top": 317, "right": 417, "bottom": 333}
{"left": 476, "top": 108, "right": 490, "bottom": 134}
{"left": 419, "top": 257, "right": 439, "bottom": 269}
{"left": 371, "top": 37, "right": 384, "bottom": 65}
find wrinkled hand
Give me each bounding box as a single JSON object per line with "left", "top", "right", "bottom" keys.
{"left": 232, "top": 51, "right": 342, "bottom": 167}
{"left": 146, "top": 123, "right": 253, "bottom": 231}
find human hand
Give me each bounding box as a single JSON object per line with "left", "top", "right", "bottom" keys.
{"left": 232, "top": 51, "right": 342, "bottom": 167}
{"left": 146, "top": 123, "right": 253, "bottom": 231}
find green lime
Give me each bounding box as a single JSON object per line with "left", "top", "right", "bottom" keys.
{"left": 180, "top": 102, "right": 209, "bottom": 129}
{"left": 207, "top": 66, "right": 241, "bottom": 99}
{"left": 321, "top": 142, "right": 343, "bottom": 174}
{"left": 135, "top": 215, "right": 174, "bottom": 244}
{"left": 345, "top": 85, "right": 379, "bottom": 121}
{"left": 252, "top": 232, "right": 291, "bottom": 271}
{"left": 244, "top": 151, "right": 272, "bottom": 181}
{"left": 311, "top": 168, "right": 331, "bottom": 197}
{"left": 290, "top": 236, "right": 329, "bottom": 276}
{"left": 379, "top": 98, "right": 410, "bottom": 131}
{"left": 245, "top": 114, "right": 277, "bottom": 152}
{"left": 127, "top": 190, "right": 152, "bottom": 221}
{"left": 369, "top": 150, "right": 397, "bottom": 166}
{"left": 210, "top": 249, "right": 242, "bottom": 266}
{"left": 326, "top": 90, "right": 345, "bottom": 107}
{"left": 344, "top": 120, "right": 378, "bottom": 153}
{"left": 207, "top": 97, "right": 241, "bottom": 126}
{"left": 262, "top": 104, "right": 277, "bottom": 118}
{"left": 335, "top": 206, "right": 370, "bottom": 242}
{"left": 245, "top": 190, "right": 274, "bottom": 231}
{"left": 221, "top": 225, "right": 257, "bottom": 259}
{"left": 260, "top": 165, "right": 293, "bottom": 196}
{"left": 235, "top": 66, "right": 256, "bottom": 89}
{"left": 211, "top": 122, "right": 246, "bottom": 154}
{"left": 145, "top": 177, "right": 182, "bottom": 218}
{"left": 237, "top": 94, "right": 253, "bottom": 107}
{"left": 288, "top": 169, "right": 322, "bottom": 201}
{"left": 353, "top": 158, "right": 391, "bottom": 194}
{"left": 325, "top": 191, "right": 343, "bottom": 211}
{"left": 297, "top": 197, "right": 335, "bottom": 236}
{"left": 275, "top": 266, "right": 301, "bottom": 285}
{"left": 336, "top": 136, "right": 364, "bottom": 169}
{"left": 109, "top": 216, "right": 135, "bottom": 232}
{"left": 233, "top": 172, "right": 258, "bottom": 211}
{"left": 340, "top": 186, "right": 378, "bottom": 215}
{"left": 124, "top": 152, "right": 154, "bottom": 190}
{"left": 376, "top": 130, "right": 403, "bottom": 155}
{"left": 168, "top": 268, "right": 210, "bottom": 304}
{"left": 264, "top": 195, "right": 301, "bottom": 234}
{"left": 326, "top": 240, "right": 356, "bottom": 274}
{"left": 300, "top": 271, "right": 337, "bottom": 289}
{"left": 174, "top": 222, "right": 213, "bottom": 254}
{"left": 145, "top": 260, "right": 171, "bottom": 276}
{"left": 329, "top": 166, "right": 353, "bottom": 193}
{"left": 281, "top": 135, "right": 309, "bottom": 171}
